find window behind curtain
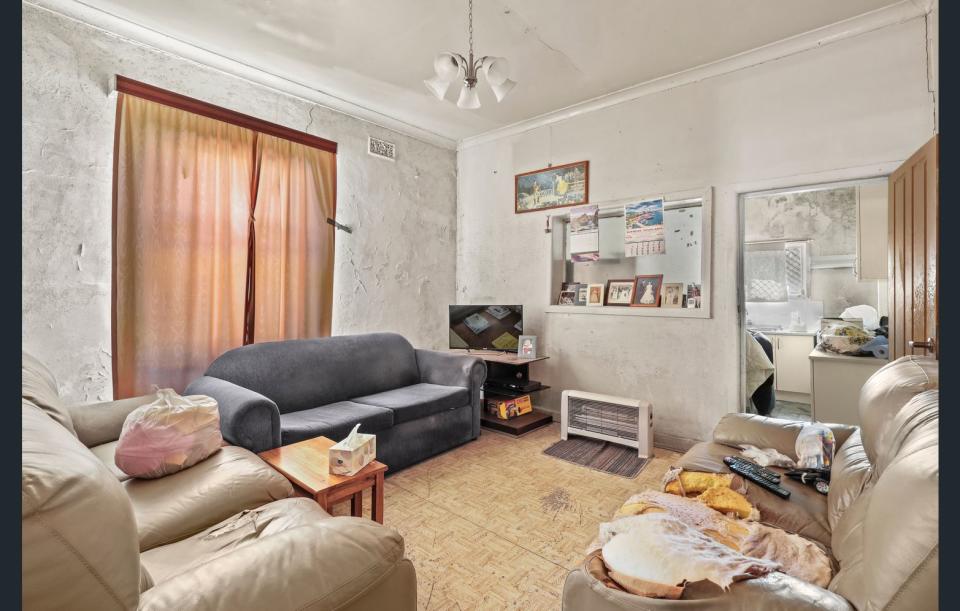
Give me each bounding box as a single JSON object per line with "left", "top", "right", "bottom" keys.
{"left": 113, "top": 84, "right": 337, "bottom": 398}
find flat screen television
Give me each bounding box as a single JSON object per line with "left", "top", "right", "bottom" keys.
{"left": 449, "top": 305, "right": 523, "bottom": 351}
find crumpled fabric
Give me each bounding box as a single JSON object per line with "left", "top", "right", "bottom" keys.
{"left": 596, "top": 490, "right": 833, "bottom": 589}
{"left": 601, "top": 513, "right": 780, "bottom": 593}
{"left": 739, "top": 444, "right": 796, "bottom": 468}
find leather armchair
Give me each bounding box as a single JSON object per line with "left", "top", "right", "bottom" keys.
{"left": 23, "top": 352, "right": 418, "bottom": 610}
{"left": 562, "top": 355, "right": 938, "bottom": 611}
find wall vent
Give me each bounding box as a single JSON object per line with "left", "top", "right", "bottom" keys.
{"left": 368, "top": 136, "right": 396, "bottom": 161}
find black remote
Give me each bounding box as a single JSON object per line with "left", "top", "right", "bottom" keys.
{"left": 724, "top": 456, "right": 781, "bottom": 483}
{"left": 724, "top": 456, "right": 791, "bottom": 499}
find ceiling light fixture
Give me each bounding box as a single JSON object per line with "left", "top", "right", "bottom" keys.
{"left": 423, "top": 0, "right": 516, "bottom": 109}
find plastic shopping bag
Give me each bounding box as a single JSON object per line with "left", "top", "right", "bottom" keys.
{"left": 115, "top": 388, "right": 222, "bottom": 479}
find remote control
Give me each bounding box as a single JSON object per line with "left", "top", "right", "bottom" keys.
{"left": 724, "top": 456, "right": 791, "bottom": 499}
{"left": 724, "top": 456, "right": 781, "bottom": 483}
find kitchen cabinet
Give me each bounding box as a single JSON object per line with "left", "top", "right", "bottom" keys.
{"left": 770, "top": 333, "right": 815, "bottom": 396}
{"left": 856, "top": 182, "right": 888, "bottom": 280}
{"left": 809, "top": 349, "right": 887, "bottom": 425}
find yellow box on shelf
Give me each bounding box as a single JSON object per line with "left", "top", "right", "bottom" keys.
{"left": 485, "top": 395, "right": 533, "bottom": 420}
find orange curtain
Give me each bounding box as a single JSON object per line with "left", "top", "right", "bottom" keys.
{"left": 114, "top": 94, "right": 336, "bottom": 398}
{"left": 251, "top": 134, "right": 336, "bottom": 342}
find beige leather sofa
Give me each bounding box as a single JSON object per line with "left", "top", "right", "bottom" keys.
{"left": 562, "top": 355, "right": 938, "bottom": 611}
{"left": 22, "top": 353, "right": 417, "bottom": 610}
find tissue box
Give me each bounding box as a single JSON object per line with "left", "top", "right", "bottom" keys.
{"left": 329, "top": 433, "right": 377, "bottom": 476}
{"left": 485, "top": 395, "right": 533, "bottom": 420}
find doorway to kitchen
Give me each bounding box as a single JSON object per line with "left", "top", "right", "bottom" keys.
{"left": 739, "top": 177, "right": 890, "bottom": 423}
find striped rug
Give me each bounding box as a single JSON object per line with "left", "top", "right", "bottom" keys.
{"left": 543, "top": 437, "right": 650, "bottom": 478}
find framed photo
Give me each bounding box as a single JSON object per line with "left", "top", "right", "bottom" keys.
{"left": 605, "top": 279, "right": 636, "bottom": 306}
{"left": 557, "top": 289, "right": 577, "bottom": 305}
{"left": 575, "top": 284, "right": 588, "bottom": 306}
{"left": 686, "top": 283, "right": 702, "bottom": 309}
{"left": 631, "top": 274, "right": 663, "bottom": 307}
{"left": 517, "top": 335, "right": 538, "bottom": 359}
{"left": 661, "top": 283, "right": 685, "bottom": 308}
{"left": 515, "top": 160, "right": 589, "bottom": 214}
{"left": 587, "top": 283, "right": 605, "bottom": 306}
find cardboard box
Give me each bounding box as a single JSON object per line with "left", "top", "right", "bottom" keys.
{"left": 329, "top": 432, "right": 376, "bottom": 476}
{"left": 485, "top": 395, "right": 533, "bottom": 420}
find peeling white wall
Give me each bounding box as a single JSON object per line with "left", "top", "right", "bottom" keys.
{"left": 457, "top": 18, "right": 935, "bottom": 446}
{"left": 22, "top": 3, "right": 457, "bottom": 402}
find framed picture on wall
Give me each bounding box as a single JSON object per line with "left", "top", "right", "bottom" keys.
{"left": 558, "top": 289, "right": 577, "bottom": 305}
{"left": 631, "top": 274, "right": 663, "bottom": 307}
{"left": 661, "top": 283, "right": 685, "bottom": 308}
{"left": 575, "top": 284, "right": 589, "bottom": 306}
{"left": 514, "top": 160, "right": 589, "bottom": 214}
{"left": 605, "top": 279, "right": 636, "bottom": 306}
{"left": 587, "top": 283, "right": 605, "bottom": 306}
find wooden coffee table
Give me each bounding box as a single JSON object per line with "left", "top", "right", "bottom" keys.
{"left": 258, "top": 436, "right": 387, "bottom": 523}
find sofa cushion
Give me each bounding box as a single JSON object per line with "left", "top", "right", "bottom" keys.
{"left": 858, "top": 355, "right": 937, "bottom": 465}
{"left": 205, "top": 333, "right": 420, "bottom": 413}
{"left": 141, "top": 497, "right": 331, "bottom": 584}
{"left": 353, "top": 383, "right": 469, "bottom": 424}
{"left": 22, "top": 352, "right": 76, "bottom": 436}
{"left": 678, "top": 441, "right": 832, "bottom": 549}
{"left": 826, "top": 430, "right": 872, "bottom": 530}
{"left": 22, "top": 402, "right": 141, "bottom": 610}
{"left": 90, "top": 440, "right": 131, "bottom": 482}
{"left": 126, "top": 445, "right": 294, "bottom": 551}
{"left": 280, "top": 401, "right": 394, "bottom": 445}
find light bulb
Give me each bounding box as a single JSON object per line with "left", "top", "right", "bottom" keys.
{"left": 423, "top": 75, "right": 452, "bottom": 100}
{"left": 484, "top": 57, "right": 510, "bottom": 86}
{"left": 490, "top": 78, "right": 516, "bottom": 102}
{"left": 456, "top": 85, "right": 481, "bottom": 109}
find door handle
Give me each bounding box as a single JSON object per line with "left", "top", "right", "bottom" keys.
{"left": 908, "top": 338, "right": 936, "bottom": 351}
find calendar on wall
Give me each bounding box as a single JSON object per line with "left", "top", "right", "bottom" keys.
{"left": 624, "top": 199, "right": 665, "bottom": 257}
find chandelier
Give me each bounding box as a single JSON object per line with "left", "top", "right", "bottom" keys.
{"left": 423, "top": 0, "right": 516, "bottom": 109}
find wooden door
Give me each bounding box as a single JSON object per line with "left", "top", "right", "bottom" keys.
{"left": 888, "top": 135, "right": 939, "bottom": 359}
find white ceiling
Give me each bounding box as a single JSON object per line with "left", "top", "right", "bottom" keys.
{"left": 73, "top": 0, "right": 903, "bottom": 142}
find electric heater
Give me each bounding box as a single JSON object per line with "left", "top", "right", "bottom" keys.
{"left": 560, "top": 390, "right": 654, "bottom": 458}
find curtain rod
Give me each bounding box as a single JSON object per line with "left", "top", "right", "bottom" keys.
{"left": 114, "top": 75, "right": 338, "bottom": 154}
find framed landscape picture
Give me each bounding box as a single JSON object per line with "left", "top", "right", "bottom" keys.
{"left": 515, "top": 160, "right": 589, "bottom": 213}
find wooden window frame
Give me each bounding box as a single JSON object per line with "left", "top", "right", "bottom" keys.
{"left": 115, "top": 75, "right": 338, "bottom": 154}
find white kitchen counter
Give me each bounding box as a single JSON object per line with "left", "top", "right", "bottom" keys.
{"left": 809, "top": 348, "right": 888, "bottom": 425}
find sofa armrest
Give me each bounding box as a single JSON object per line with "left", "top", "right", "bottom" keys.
{"left": 138, "top": 520, "right": 417, "bottom": 611}
{"left": 184, "top": 376, "right": 281, "bottom": 453}
{"left": 712, "top": 413, "right": 858, "bottom": 460}
{"left": 415, "top": 349, "right": 487, "bottom": 438}
{"left": 563, "top": 566, "right": 854, "bottom": 611}
{"left": 67, "top": 394, "right": 156, "bottom": 447}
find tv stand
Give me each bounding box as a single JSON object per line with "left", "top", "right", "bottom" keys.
{"left": 450, "top": 350, "right": 553, "bottom": 436}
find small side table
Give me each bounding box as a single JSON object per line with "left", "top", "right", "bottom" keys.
{"left": 258, "top": 436, "right": 387, "bottom": 523}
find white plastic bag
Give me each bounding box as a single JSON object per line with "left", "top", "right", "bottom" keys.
{"left": 795, "top": 423, "right": 835, "bottom": 470}
{"left": 839, "top": 304, "right": 880, "bottom": 331}
{"left": 115, "top": 388, "right": 222, "bottom": 479}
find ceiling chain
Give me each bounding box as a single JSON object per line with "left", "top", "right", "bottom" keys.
{"left": 468, "top": 0, "right": 474, "bottom": 58}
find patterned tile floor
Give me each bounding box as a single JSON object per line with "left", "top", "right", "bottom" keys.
{"left": 332, "top": 423, "right": 681, "bottom": 610}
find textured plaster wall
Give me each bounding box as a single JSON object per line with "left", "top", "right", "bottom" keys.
{"left": 22, "top": 4, "right": 457, "bottom": 402}
{"left": 457, "top": 19, "right": 935, "bottom": 445}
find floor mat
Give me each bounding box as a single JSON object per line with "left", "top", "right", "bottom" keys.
{"left": 543, "top": 437, "right": 649, "bottom": 478}
{"left": 771, "top": 400, "right": 812, "bottom": 421}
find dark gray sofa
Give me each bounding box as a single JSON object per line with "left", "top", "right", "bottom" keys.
{"left": 185, "top": 333, "right": 487, "bottom": 472}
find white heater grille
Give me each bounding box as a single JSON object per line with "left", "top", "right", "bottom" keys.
{"left": 561, "top": 390, "right": 654, "bottom": 458}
